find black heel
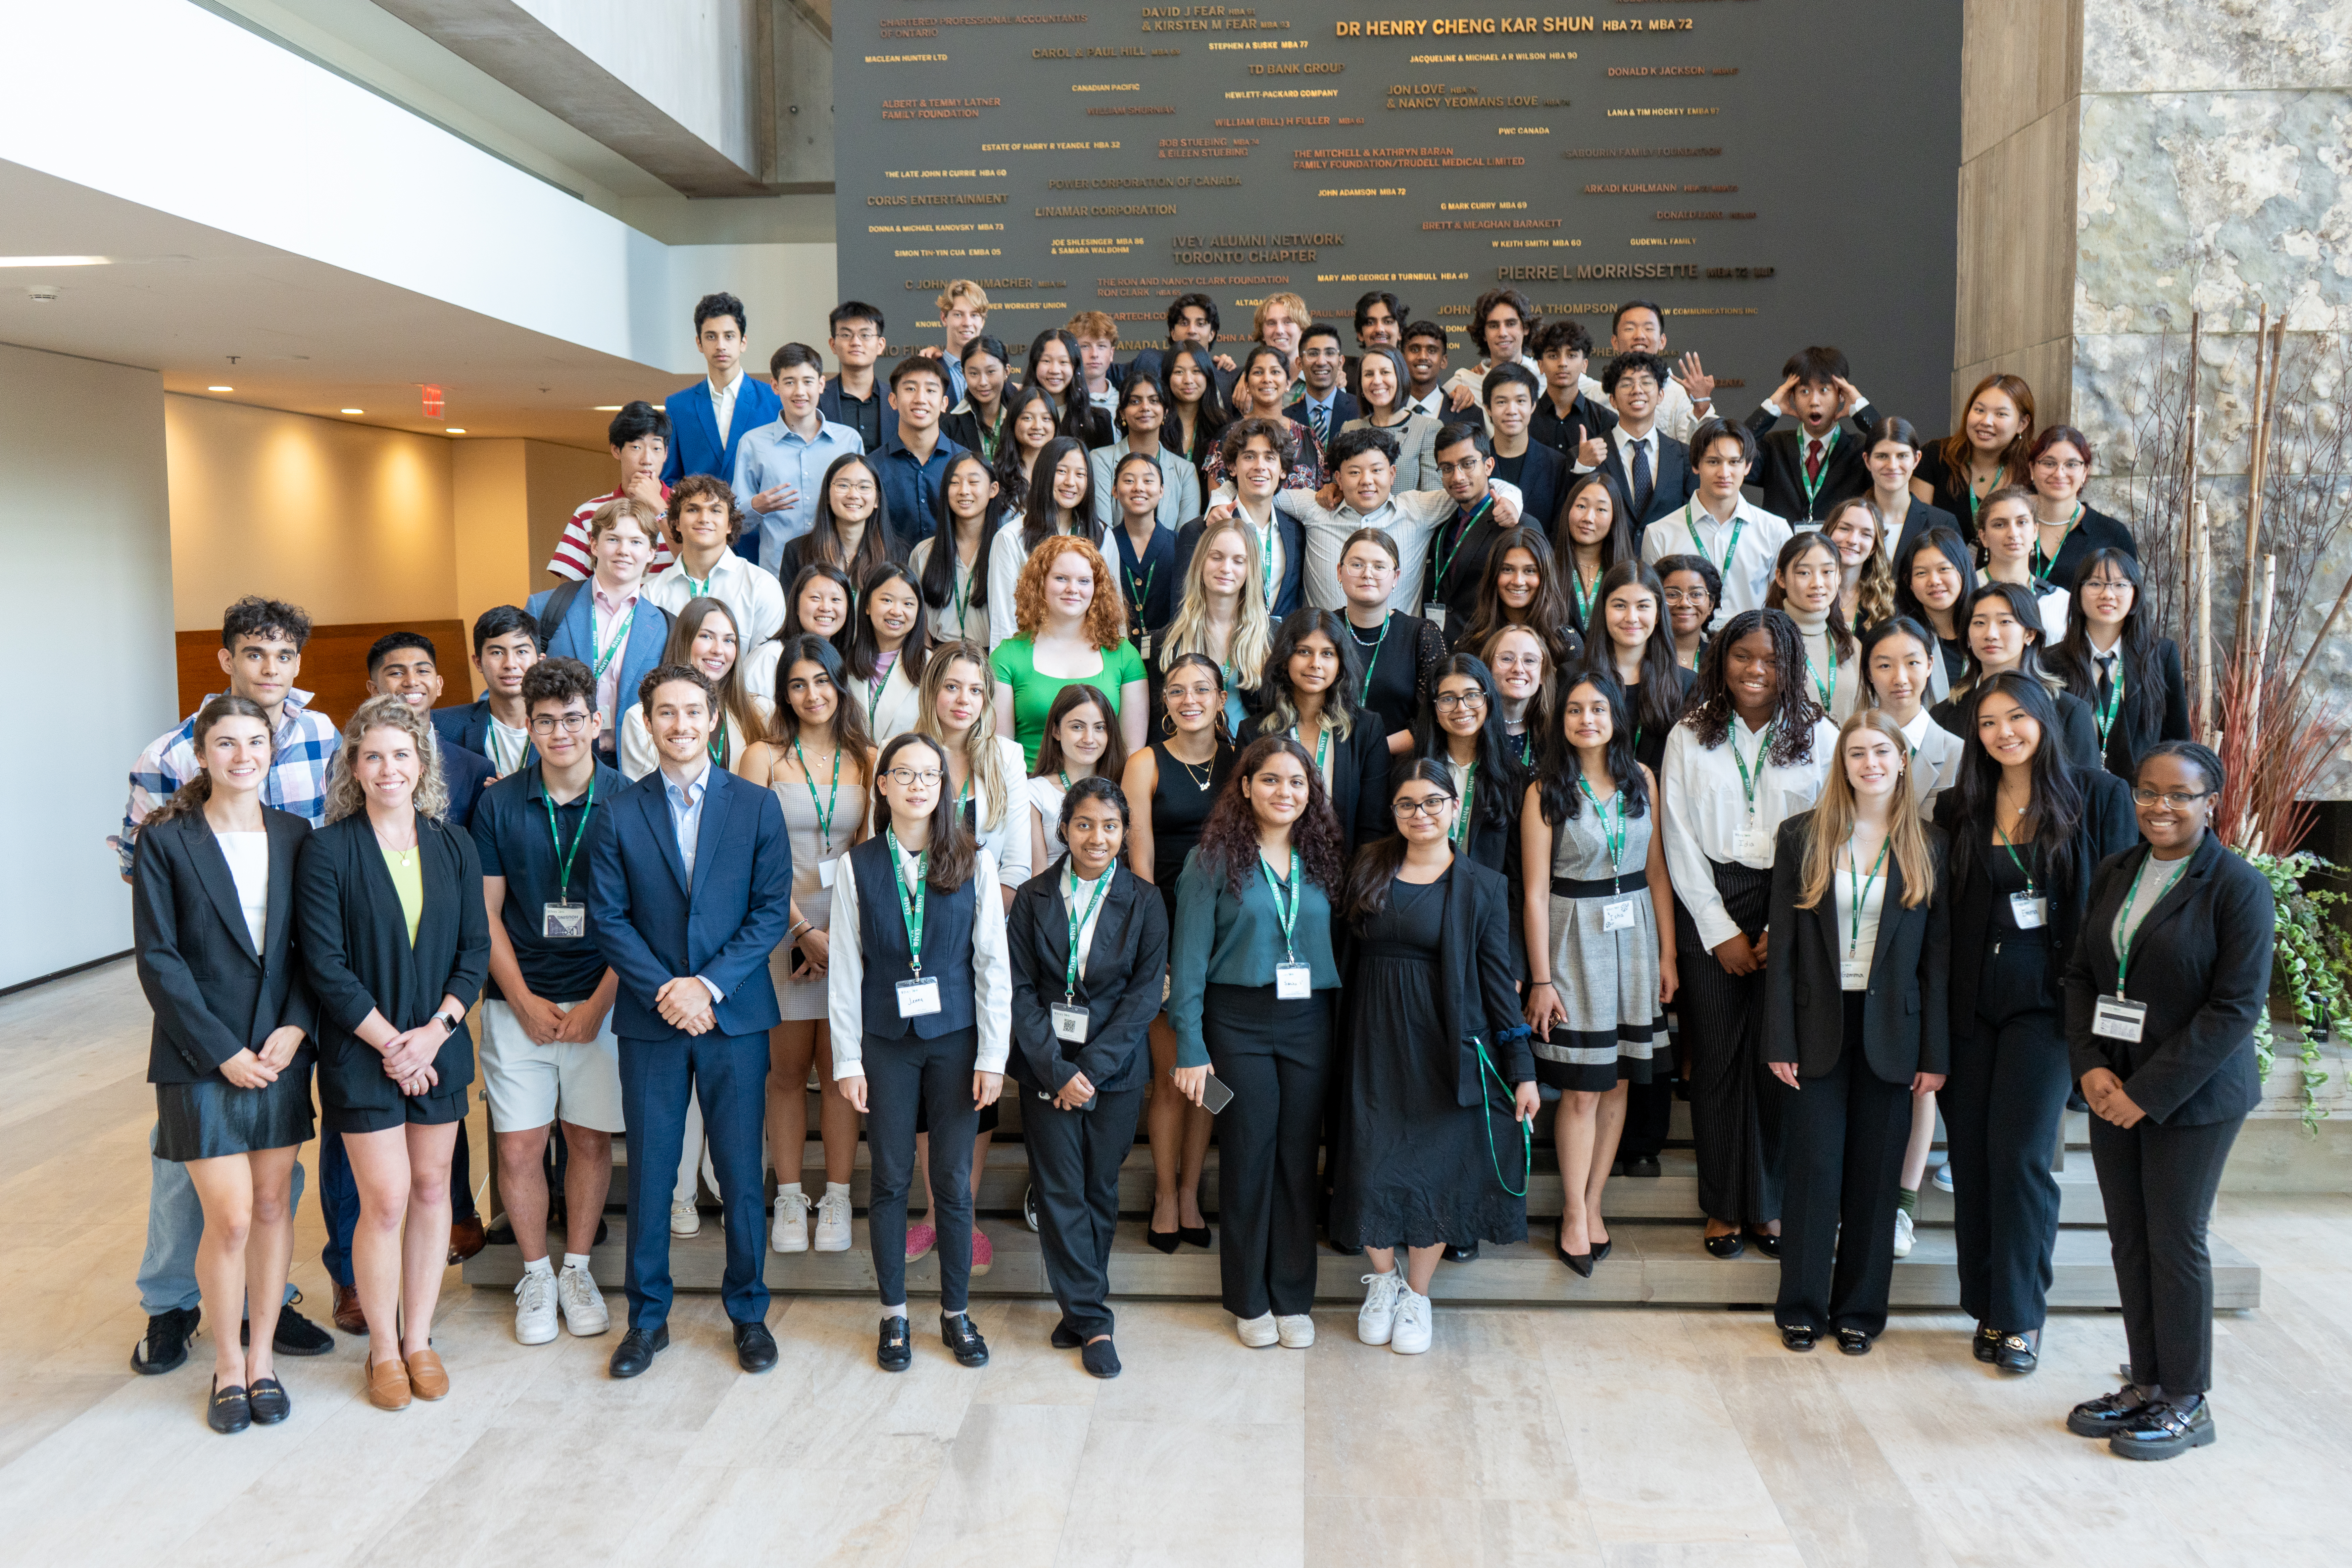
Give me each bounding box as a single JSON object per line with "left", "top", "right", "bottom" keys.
{"left": 1555, "top": 1243, "right": 1595, "bottom": 1278}
{"left": 1178, "top": 1224, "right": 1213, "bottom": 1249}
{"left": 1146, "top": 1227, "right": 1181, "bottom": 1255}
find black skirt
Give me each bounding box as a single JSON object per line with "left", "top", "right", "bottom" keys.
{"left": 157, "top": 1070, "right": 316, "bottom": 1161}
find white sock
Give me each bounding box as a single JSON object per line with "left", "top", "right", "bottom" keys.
{"left": 826, "top": 1181, "right": 850, "bottom": 1199}
{"left": 780, "top": 1182, "right": 804, "bottom": 1199}
{"left": 523, "top": 1255, "right": 554, "bottom": 1278}
{"left": 882, "top": 1305, "right": 908, "bottom": 1322}
{"left": 562, "top": 1253, "right": 592, "bottom": 1273}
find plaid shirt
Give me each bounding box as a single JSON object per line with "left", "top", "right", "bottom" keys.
{"left": 116, "top": 689, "right": 341, "bottom": 875}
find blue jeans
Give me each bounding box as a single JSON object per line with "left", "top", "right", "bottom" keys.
{"left": 617, "top": 1031, "right": 770, "bottom": 1331}
{"left": 317, "top": 1129, "right": 360, "bottom": 1288}
{"left": 136, "top": 1124, "right": 309, "bottom": 1317}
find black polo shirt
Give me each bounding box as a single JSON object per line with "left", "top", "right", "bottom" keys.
{"left": 470, "top": 761, "right": 623, "bottom": 1002}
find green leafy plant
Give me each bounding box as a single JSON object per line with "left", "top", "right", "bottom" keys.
{"left": 2236, "top": 848, "right": 2349, "bottom": 1132}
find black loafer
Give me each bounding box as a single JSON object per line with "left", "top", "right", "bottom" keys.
{"left": 1972, "top": 1325, "right": 2003, "bottom": 1364}
{"left": 1836, "top": 1328, "right": 1870, "bottom": 1356}
{"left": 208, "top": 1377, "right": 251, "bottom": 1434}
{"left": 733, "top": 1320, "right": 779, "bottom": 1373}
{"left": 1746, "top": 1230, "right": 1782, "bottom": 1259}
{"left": 608, "top": 1324, "right": 669, "bottom": 1379}
{"left": 1780, "top": 1326, "right": 1816, "bottom": 1353}
{"left": 2110, "top": 1395, "right": 2215, "bottom": 1461}
{"left": 878, "top": 1316, "right": 914, "bottom": 1373}
{"left": 1443, "top": 1242, "right": 1479, "bottom": 1263}
{"left": 1703, "top": 1233, "right": 1745, "bottom": 1260}
{"left": 247, "top": 1376, "right": 291, "bottom": 1424}
{"left": 1623, "top": 1155, "right": 1662, "bottom": 1178}
{"left": 133, "top": 1306, "right": 200, "bottom": 1376}
{"left": 1081, "top": 1337, "right": 1121, "bottom": 1378}
{"left": 1178, "top": 1224, "right": 1213, "bottom": 1249}
{"left": 2067, "top": 1384, "right": 2151, "bottom": 1437}
{"left": 1994, "top": 1331, "right": 2039, "bottom": 1374}
{"left": 1050, "top": 1320, "right": 1084, "bottom": 1350}
{"left": 253, "top": 1298, "right": 333, "bottom": 1357}
{"left": 941, "top": 1311, "right": 990, "bottom": 1368}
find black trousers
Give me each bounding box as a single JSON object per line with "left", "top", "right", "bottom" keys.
{"left": 1028, "top": 1081, "right": 1147, "bottom": 1340}
{"left": 1774, "top": 993, "right": 1913, "bottom": 1337}
{"left": 1617, "top": 1076, "right": 1675, "bottom": 1162}
{"left": 1943, "top": 934, "right": 2069, "bottom": 1330}
{"left": 865, "top": 1027, "right": 981, "bottom": 1313}
{"left": 1206, "top": 984, "right": 1332, "bottom": 1319}
{"left": 2089, "top": 1111, "right": 2242, "bottom": 1395}
{"left": 1674, "top": 867, "right": 1781, "bottom": 1226}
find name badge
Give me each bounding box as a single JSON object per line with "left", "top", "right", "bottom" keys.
{"left": 817, "top": 858, "right": 838, "bottom": 888}
{"left": 1137, "top": 630, "right": 1153, "bottom": 662}
{"left": 1051, "top": 1002, "right": 1090, "bottom": 1042}
{"left": 2092, "top": 994, "right": 2147, "bottom": 1042}
{"left": 1734, "top": 828, "right": 1767, "bottom": 861}
{"left": 896, "top": 977, "right": 942, "bottom": 1018}
{"left": 1274, "top": 961, "right": 1313, "bottom": 1000}
{"left": 2009, "top": 892, "right": 2048, "bottom": 929}
{"left": 1424, "top": 599, "right": 1446, "bottom": 632}
{"left": 542, "top": 901, "right": 586, "bottom": 939}
{"left": 1601, "top": 898, "right": 1638, "bottom": 932}
{"left": 1841, "top": 956, "right": 1869, "bottom": 989}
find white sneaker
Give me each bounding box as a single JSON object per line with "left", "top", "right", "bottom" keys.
{"left": 814, "top": 1189, "right": 852, "bottom": 1252}
{"left": 1357, "top": 1272, "right": 1404, "bottom": 1345}
{"left": 513, "top": 1268, "right": 558, "bottom": 1345}
{"left": 557, "top": 1264, "right": 609, "bottom": 1336}
{"left": 772, "top": 1189, "right": 810, "bottom": 1254}
{"left": 1276, "top": 1314, "right": 1316, "bottom": 1349}
{"left": 671, "top": 1198, "right": 702, "bottom": 1237}
{"left": 1235, "top": 1311, "right": 1279, "bottom": 1348}
{"left": 1390, "top": 1287, "right": 1432, "bottom": 1355}
{"left": 1893, "top": 1209, "right": 1916, "bottom": 1259}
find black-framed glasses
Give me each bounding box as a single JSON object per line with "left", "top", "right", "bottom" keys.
{"left": 2130, "top": 787, "right": 2211, "bottom": 808}
{"left": 1392, "top": 793, "right": 1457, "bottom": 819}
{"left": 1432, "top": 691, "right": 1488, "bottom": 712}
{"left": 885, "top": 767, "right": 945, "bottom": 787}
{"left": 529, "top": 712, "right": 593, "bottom": 736}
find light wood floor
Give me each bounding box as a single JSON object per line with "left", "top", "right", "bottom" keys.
{"left": 6, "top": 959, "right": 2350, "bottom": 1566}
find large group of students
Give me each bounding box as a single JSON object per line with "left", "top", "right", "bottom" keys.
{"left": 122, "top": 282, "right": 2270, "bottom": 1462}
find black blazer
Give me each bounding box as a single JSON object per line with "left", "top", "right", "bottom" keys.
{"left": 941, "top": 403, "right": 1000, "bottom": 459}
{"left": 1006, "top": 859, "right": 1171, "bottom": 1096}
{"left": 1357, "top": 856, "right": 1534, "bottom": 1108}
{"left": 1492, "top": 442, "right": 1568, "bottom": 536}
{"left": 1241, "top": 709, "right": 1394, "bottom": 854}
{"left": 1889, "top": 500, "right": 1966, "bottom": 576}
{"left": 1172, "top": 509, "right": 1311, "bottom": 621}
{"left": 133, "top": 807, "right": 318, "bottom": 1085}
{"left": 1765, "top": 814, "right": 1950, "bottom": 1083}
{"left": 2063, "top": 834, "right": 2274, "bottom": 1126}
{"left": 1593, "top": 430, "right": 1698, "bottom": 528}
{"left": 294, "top": 813, "right": 492, "bottom": 1115}
{"left": 1422, "top": 495, "right": 1514, "bottom": 625}
{"left": 818, "top": 376, "right": 895, "bottom": 448}
{"left": 2052, "top": 636, "right": 2190, "bottom": 782}
{"left": 1932, "top": 768, "right": 2138, "bottom": 1033}
{"left": 2042, "top": 504, "right": 2138, "bottom": 595}
{"left": 1930, "top": 685, "right": 2103, "bottom": 772}
{"left": 1741, "top": 404, "right": 1877, "bottom": 526}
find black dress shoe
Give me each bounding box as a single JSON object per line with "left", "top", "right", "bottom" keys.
{"left": 1972, "top": 1324, "right": 2002, "bottom": 1364}
{"left": 1591, "top": 1238, "right": 1613, "bottom": 1264}
{"left": 1780, "top": 1326, "right": 1816, "bottom": 1353}
{"left": 1836, "top": 1328, "right": 1870, "bottom": 1356}
{"left": 733, "top": 1320, "right": 779, "bottom": 1373}
{"left": 1556, "top": 1243, "right": 1595, "bottom": 1278}
{"left": 2110, "top": 1395, "right": 2215, "bottom": 1461}
{"left": 1145, "top": 1226, "right": 1181, "bottom": 1255}
{"left": 247, "top": 1376, "right": 291, "bottom": 1424}
{"left": 484, "top": 1215, "right": 516, "bottom": 1246}
{"left": 133, "top": 1307, "right": 200, "bottom": 1375}
{"left": 1703, "top": 1232, "right": 1745, "bottom": 1260}
{"left": 1994, "top": 1331, "right": 2039, "bottom": 1374}
{"left": 608, "top": 1324, "right": 669, "bottom": 1379}
{"left": 1081, "top": 1337, "right": 1122, "bottom": 1378}
{"left": 1623, "top": 1155, "right": 1662, "bottom": 1178}
{"left": 1178, "top": 1224, "right": 1213, "bottom": 1249}
{"left": 1443, "top": 1242, "right": 1479, "bottom": 1263}
{"left": 2067, "top": 1384, "right": 2151, "bottom": 1437}
{"left": 208, "top": 1377, "right": 251, "bottom": 1434}
{"left": 1050, "top": 1320, "right": 1084, "bottom": 1350}
{"left": 1746, "top": 1229, "right": 1782, "bottom": 1259}
{"left": 878, "top": 1316, "right": 914, "bottom": 1373}
{"left": 251, "top": 1298, "right": 332, "bottom": 1356}
{"left": 941, "top": 1311, "right": 990, "bottom": 1368}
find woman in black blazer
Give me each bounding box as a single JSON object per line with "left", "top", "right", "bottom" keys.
{"left": 1413, "top": 652, "right": 1525, "bottom": 879}
{"left": 294, "top": 695, "right": 490, "bottom": 1412}
{"left": 2048, "top": 548, "right": 2190, "bottom": 783}
{"left": 1007, "top": 777, "right": 1170, "bottom": 1379}
{"left": 1931, "top": 674, "right": 2137, "bottom": 1373}
{"left": 1766, "top": 710, "right": 1950, "bottom": 1355}
{"left": 2062, "top": 742, "right": 2272, "bottom": 1459}
{"left": 1243, "top": 607, "right": 1394, "bottom": 853}
{"left": 2024, "top": 425, "right": 2137, "bottom": 590}
{"left": 133, "top": 696, "right": 318, "bottom": 1434}
{"left": 1928, "top": 582, "right": 2101, "bottom": 770}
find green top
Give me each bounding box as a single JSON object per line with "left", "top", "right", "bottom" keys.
{"left": 382, "top": 844, "right": 424, "bottom": 947}
{"left": 1165, "top": 846, "right": 1342, "bottom": 1067}
{"left": 988, "top": 636, "right": 1149, "bottom": 770}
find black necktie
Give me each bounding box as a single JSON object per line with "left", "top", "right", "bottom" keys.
{"left": 2097, "top": 653, "right": 2116, "bottom": 711}
{"left": 1629, "top": 436, "right": 1653, "bottom": 520}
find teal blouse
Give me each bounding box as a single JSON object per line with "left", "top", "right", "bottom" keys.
{"left": 1166, "top": 846, "right": 1343, "bottom": 1067}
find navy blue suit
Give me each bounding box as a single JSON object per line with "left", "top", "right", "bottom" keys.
{"left": 588, "top": 766, "right": 793, "bottom": 1329}
{"left": 438, "top": 735, "right": 494, "bottom": 830}
{"left": 661, "top": 377, "right": 784, "bottom": 487}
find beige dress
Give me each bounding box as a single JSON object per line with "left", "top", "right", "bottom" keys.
{"left": 765, "top": 744, "right": 870, "bottom": 1022}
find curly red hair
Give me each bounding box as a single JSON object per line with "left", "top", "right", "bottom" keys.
{"left": 1192, "top": 735, "right": 1346, "bottom": 899}
{"left": 1013, "top": 533, "right": 1128, "bottom": 648}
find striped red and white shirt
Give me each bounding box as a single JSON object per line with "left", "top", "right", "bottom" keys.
{"left": 545, "top": 487, "right": 677, "bottom": 581}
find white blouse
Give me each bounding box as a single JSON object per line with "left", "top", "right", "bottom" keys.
{"left": 906, "top": 535, "right": 991, "bottom": 647}
{"left": 1661, "top": 713, "right": 1840, "bottom": 952}
{"left": 847, "top": 652, "right": 924, "bottom": 745}
{"left": 826, "top": 843, "right": 1012, "bottom": 1074}
{"left": 216, "top": 830, "right": 270, "bottom": 954}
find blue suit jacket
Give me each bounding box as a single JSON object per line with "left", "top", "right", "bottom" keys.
{"left": 588, "top": 768, "right": 793, "bottom": 1041}
{"left": 1285, "top": 387, "right": 1362, "bottom": 436}
{"left": 525, "top": 584, "right": 673, "bottom": 726}
{"left": 431, "top": 698, "right": 492, "bottom": 757}
{"left": 439, "top": 736, "right": 494, "bottom": 830}
{"left": 661, "top": 377, "right": 784, "bottom": 486}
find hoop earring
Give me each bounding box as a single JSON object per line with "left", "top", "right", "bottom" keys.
{"left": 1161, "top": 713, "right": 1177, "bottom": 737}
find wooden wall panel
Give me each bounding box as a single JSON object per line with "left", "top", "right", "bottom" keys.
{"left": 176, "top": 620, "right": 469, "bottom": 734}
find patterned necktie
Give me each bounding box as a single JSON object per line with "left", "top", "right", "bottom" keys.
{"left": 1308, "top": 399, "right": 1330, "bottom": 449}
{"left": 1805, "top": 437, "right": 1825, "bottom": 484}
{"left": 1629, "top": 436, "right": 1653, "bottom": 520}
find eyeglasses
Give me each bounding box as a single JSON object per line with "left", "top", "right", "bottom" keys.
{"left": 2033, "top": 456, "right": 2088, "bottom": 475}
{"left": 1392, "top": 794, "right": 1456, "bottom": 819}
{"left": 2131, "top": 788, "right": 2211, "bottom": 808}
{"left": 835, "top": 328, "right": 882, "bottom": 345}
{"left": 1660, "top": 588, "right": 1711, "bottom": 605}
{"left": 1436, "top": 457, "right": 1488, "bottom": 477}
{"left": 2079, "top": 578, "right": 2134, "bottom": 594}
{"left": 1432, "top": 691, "right": 1488, "bottom": 712}
{"left": 885, "top": 767, "right": 945, "bottom": 787}
{"left": 529, "top": 713, "right": 593, "bottom": 735}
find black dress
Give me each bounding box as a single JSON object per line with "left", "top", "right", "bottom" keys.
{"left": 1147, "top": 737, "right": 1234, "bottom": 926}
{"left": 1624, "top": 666, "right": 1697, "bottom": 776}
{"left": 1331, "top": 869, "right": 1529, "bottom": 1249}
{"left": 1348, "top": 609, "right": 1444, "bottom": 743}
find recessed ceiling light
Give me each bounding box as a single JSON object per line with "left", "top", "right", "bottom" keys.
{"left": 340, "top": 408, "right": 363, "bottom": 414}
{"left": 0, "top": 255, "right": 111, "bottom": 267}
{"left": 445, "top": 428, "right": 467, "bottom": 435}
{"left": 592, "top": 405, "right": 623, "bottom": 411}
{"left": 207, "top": 385, "right": 234, "bottom": 392}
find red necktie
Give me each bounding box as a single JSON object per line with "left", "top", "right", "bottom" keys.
{"left": 1805, "top": 437, "right": 1824, "bottom": 484}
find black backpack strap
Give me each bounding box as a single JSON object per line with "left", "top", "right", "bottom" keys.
{"left": 539, "top": 577, "right": 586, "bottom": 648}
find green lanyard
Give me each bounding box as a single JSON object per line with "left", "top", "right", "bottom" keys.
{"left": 951, "top": 553, "right": 975, "bottom": 635}
{"left": 590, "top": 598, "right": 637, "bottom": 679}
{"left": 1797, "top": 426, "right": 1840, "bottom": 514}
{"left": 1802, "top": 645, "right": 1835, "bottom": 711}
{"left": 866, "top": 652, "right": 899, "bottom": 731}
{"left": 1431, "top": 494, "right": 1494, "bottom": 596}
{"left": 1846, "top": 833, "right": 1890, "bottom": 952}
{"left": 540, "top": 772, "right": 597, "bottom": 899}
{"left": 1126, "top": 555, "right": 1155, "bottom": 628}
{"left": 1352, "top": 611, "right": 1393, "bottom": 705}
{"left": 1062, "top": 865, "right": 1111, "bottom": 1002}
{"left": 1290, "top": 719, "right": 1331, "bottom": 780}
{"left": 1727, "top": 721, "right": 1774, "bottom": 815}
{"left": 1451, "top": 761, "right": 1478, "bottom": 844}
{"left": 2030, "top": 503, "right": 2082, "bottom": 584}
{"left": 2092, "top": 657, "right": 2124, "bottom": 751}
{"left": 2114, "top": 851, "right": 2183, "bottom": 999}
{"left": 1683, "top": 503, "right": 1746, "bottom": 578}
{"left": 707, "top": 715, "right": 729, "bottom": 769}
{"left": 885, "top": 827, "right": 928, "bottom": 976}
{"left": 684, "top": 569, "right": 715, "bottom": 600}
{"left": 490, "top": 724, "right": 534, "bottom": 777}
{"left": 1254, "top": 515, "right": 1279, "bottom": 605}
{"left": 1260, "top": 848, "right": 1302, "bottom": 964}
{"left": 793, "top": 738, "right": 842, "bottom": 851}
{"left": 1577, "top": 775, "right": 1625, "bottom": 882}
{"left": 977, "top": 408, "right": 1005, "bottom": 464}
{"left": 1567, "top": 562, "right": 1596, "bottom": 628}
{"left": 1994, "top": 815, "right": 2036, "bottom": 897}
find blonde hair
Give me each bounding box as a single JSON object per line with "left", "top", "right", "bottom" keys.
{"left": 1796, "top": 708, "right": 1932, "bottom": 911}
{"left": 915, "top": 640, "right": 1013, "bottom": 832}
{"left": 324, "top": 695, "right": 449, "bottom": 824}
{"left": 1013, "top": 534, "right": 1128, "bottom": 646}
{"left": 1065, "top": 309, "right": 1117, "bottom": 343}
{"left": 1823, "top": 496, "right": 1898, "bottom": 632}
{"left": 1161, "top": 518, "right": 1272, "bottom": 691}
{"left": 588, "top": 496, "right": 662, "bottom": 544}
{"left": 1254, "top": 292, "right": 1309, "bottom": 338}
{"left": 938, "top": 279, "right": 990, "bottom": 313}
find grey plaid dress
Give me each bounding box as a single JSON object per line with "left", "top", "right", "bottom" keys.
{"left": 1535, "top": 796, "right": 1669, "bottom": 1092}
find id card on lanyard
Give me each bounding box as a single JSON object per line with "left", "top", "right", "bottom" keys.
{"left": 1051, "top": 866, "right": 1111, "bottom": 1042}
{"left": 2094, "top": 853, "right": 2176, "bottom": 1041}
{"left": 1727, "top": 721, "right": 1773, "bottom": 860}
{"left": 887, "top": 829, "right": 943, "bottom": 1017}
{"left": 541, "top": 774, "right": 597, "bottom": 938}
{"left": 1262, "top": 850, "right": 1313, "bottom": 999}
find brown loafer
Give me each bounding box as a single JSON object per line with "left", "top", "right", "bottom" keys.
{"left": 366, "top": 1356, "right": 412, "bottom": 1411}
{"left": 332, "top": 1282, "right": 366, "bottom": 1336}
{"left": 447, "top": 1217, "right": 487, "bottom": 1265}
{"left": 405, "top": 1347, "right": 450, "bottom": 1401}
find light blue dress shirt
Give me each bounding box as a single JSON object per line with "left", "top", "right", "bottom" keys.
{"left": 662, "top": 763, "right": 725, "bottom": 1002}
{"left": 730, "top": 416, "right": 866, "bottom": 574}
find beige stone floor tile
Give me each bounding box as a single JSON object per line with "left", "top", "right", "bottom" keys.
{"left": 907, "top": 1402, "right": 1092, "bottom": 1566}
{"left": 1055, "top": 1415, "right": 1305, "bottom": 1568}
{"left": 1305, "top": 1494, "right": 1601, "bottom": 1565}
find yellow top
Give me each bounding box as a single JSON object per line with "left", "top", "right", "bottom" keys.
{"left": 382, "top": 845, "right": 423, "bottom": 946}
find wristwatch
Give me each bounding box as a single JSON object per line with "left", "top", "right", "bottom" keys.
{"left": 432, "top": 1009, "right": 463, "bottom": 1034}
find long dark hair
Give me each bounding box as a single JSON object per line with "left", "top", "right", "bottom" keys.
{"left": 146, "top": 695, "right": 274, "bottom": 827}
{"left": 1551, "top": 470, "right": 1638, "bottom": 609}
{"left": 922, "top": 450, "right": 1004, "bottom": 618}
{"left": 1114, "top": 369, "right": 1166, "bottom": 440}
{"left": 1579, "top": 558, "right": 1685, "bottom": 744}
{"left": 1256, "top": 606, "right": 1366, "bottom": 744}
{"left": 844, "top": 560, "right": 933, "bottom": 689}
{"left": 2048, "top": 547, "right": 2165, "bottom": 738}
{"left": 1412, "top": 652, "right": 1521, "bottom": 839}
{"left": 1163, "top": 342, "right": 1233, "bottom": 463}
{"left": 803, "top": 452, "right": 894, "bottom": 589}
{"left": 1019, "top": 435, "right": 1098, "bottom": 556}
{"left": 1025, "top": 327, "right": 1097, "bottom": 439}
{"left": 1949, "top": 671, "right": 2086, "bottom": 900}
{"left": 1536, "top": 669, "right": 1648, "bottom": 824}
{"left": 1031, "top": 681, "right": 1130, "bottom": 784}
{"left": 872, "top": 732, "right": 979, "bottom": 893}
{"left": 1891, "top": 523, "right": 1975, "bottom": 635}
{"left": 1459, "top": 524, "right": 1578, "bottom": 673}
{"left": 782, "top": 561, "right": 856, "bottom": 653}
{"left": 1683, "top": 607, "right": 1823, "bottom": 767}
{"left": 762, "top": 633, "right": 877, "bottom": 781}
{"left": 1193, "top": 734, "right": 1346, "bottom": 899}
{"left": 1343, "top": 758, "right": 1458, "bottom": 926}
{"left": 1955, "top": 579, "right": 2066, "bottom": 700}
{"left": 993, "top": 383, "right": 1061, "bottom": 510}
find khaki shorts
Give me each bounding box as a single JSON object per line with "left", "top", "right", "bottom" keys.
{"left": 478, "top": 998, "right": 625, "bottom": 1134}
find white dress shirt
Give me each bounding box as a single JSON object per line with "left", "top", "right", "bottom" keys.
{"left": 589, "top": 581, "right": 644, "bottom": 727}
{"left": 1062, "top": 862, "right": 1111, "bottom": 983}
{"left": 1579, "top": 371, "right": 1703, "bottom": 444}
{"left": 1028, "top": 774, "right": 1071, "bottom": 866}
{"left": 660, "top": 761, "right": 727, "bottom": 1002}
{"left": 1406, "top": 387, "right": 1447, "bottom": 422}
{"left": 644, "top": 549, "right": 789, "bottom": 653}
{"left": 708, "top": 371, "right": 744, "bottom": 446}
{"left": 1594, "top": 421, "right": 1664, "bottom": 486}
{"left": 1661, "top": 714, "right": 1839, "bottom": 951}
{"left": 847, "top": 652, "right": 924, "bottom": 745}
{"left": 968, "top": 734, "right": 1035, "bottom": 890}
{"left": 826, "top": 841, "right": 1012, "bottom": 1074}
{"left": 1269, "top": 479, "right": 1523, "bottom": 613}
{"left": 1640, "top": 498, "right": 1794, "bottom": 632}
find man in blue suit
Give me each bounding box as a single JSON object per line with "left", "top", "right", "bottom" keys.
{"left": 526, "top": 499, "right": 674, "bottom": 765}
{"left": 589, "top": 663, "right": 794, "bottom": 1379}
{"left": 660, "top": 292, "right": 783, "bottom": 488}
